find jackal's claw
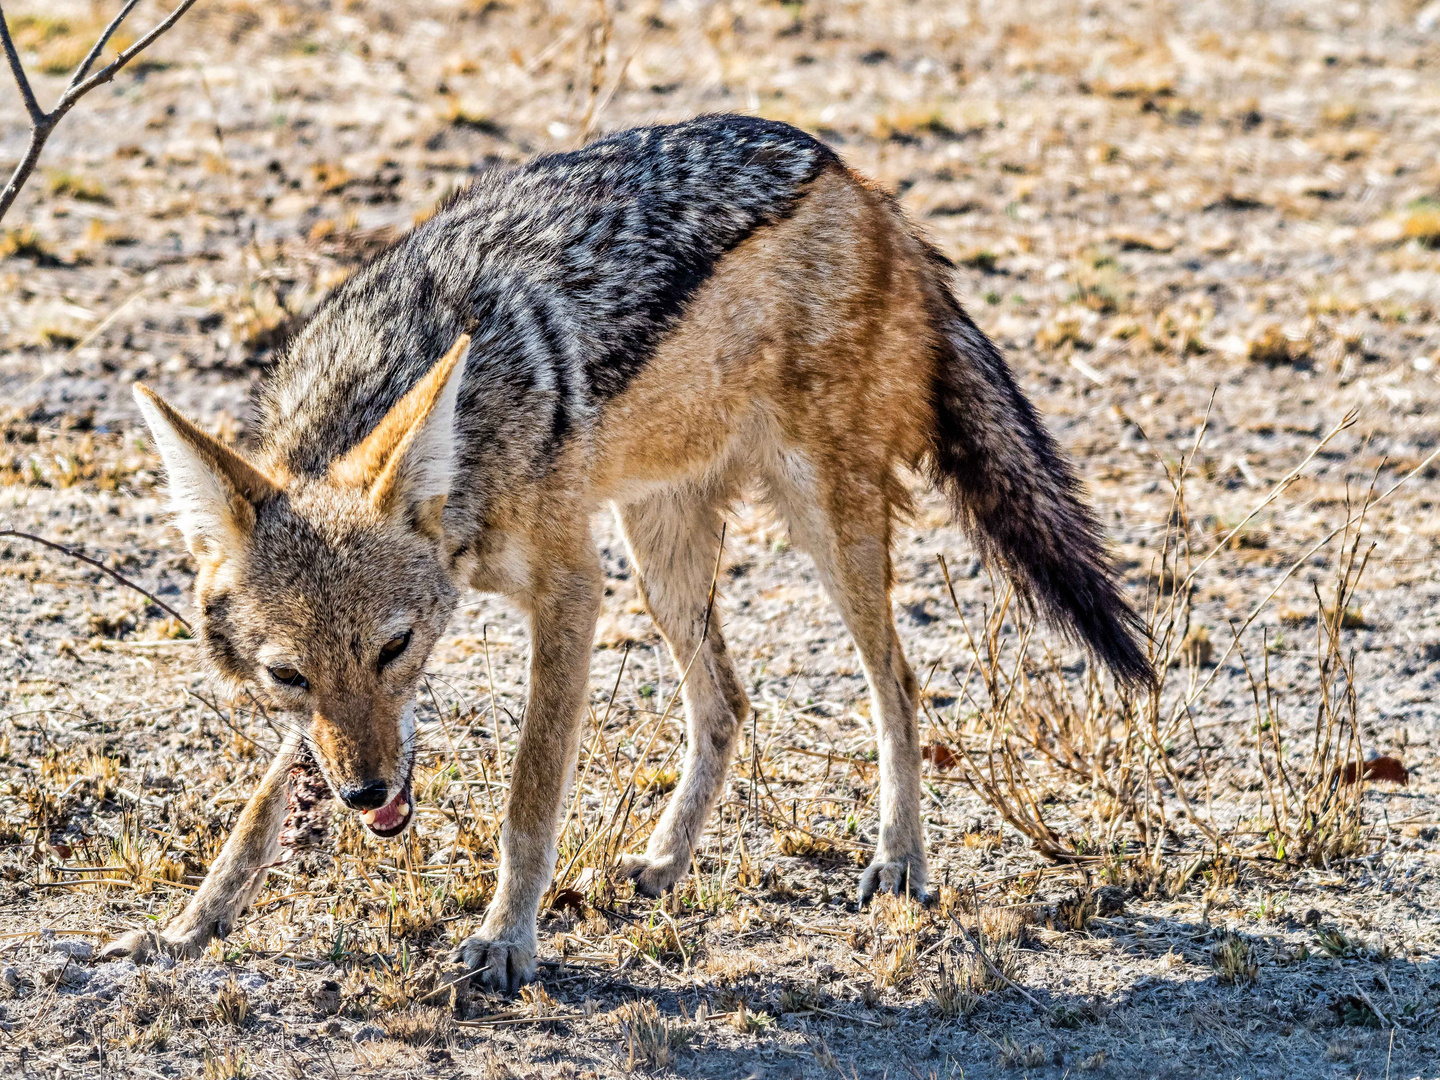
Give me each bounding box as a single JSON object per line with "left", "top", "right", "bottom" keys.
{"left": 99, "top": 926, "right": 209, "bottom": 963}
{"left": 452, "top": 934, "right": 536, "bottom": 995}
{"left": 858, "top": 855, "right": 932, "bottom": 908}
{"left": 620, "top": 852, "right": 686, "bottom": 897}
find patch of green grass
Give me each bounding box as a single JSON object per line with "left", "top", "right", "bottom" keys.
{"left": 47, "top": 172, "right": 111, "bottom": 204}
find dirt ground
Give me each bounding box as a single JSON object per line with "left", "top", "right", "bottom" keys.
{"left": 2, "top": 1, "right": 1440, "bottom": 1077}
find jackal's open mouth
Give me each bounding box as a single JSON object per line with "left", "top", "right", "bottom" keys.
{"left": 360, "top": 768, "right": 414, "bottom": 838}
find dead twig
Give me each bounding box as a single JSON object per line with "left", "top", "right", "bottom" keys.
{"left": 0, "top": 528, "right": 191, "bottom": 629}
{"left": 0, "top": 0, "right": 202, "bottom": 223}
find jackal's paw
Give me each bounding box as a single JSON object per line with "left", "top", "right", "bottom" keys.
{"left": 620, "top": 852, "right": 687, "bottom": 897}
{"left": 451, "top": 934, "right": 537, "bottom": 995}
{"left": 99, "top": 926, "right": 210, "bottom": 963}
{"left": 858, "top": 853, "right": 931, "bottom": 907}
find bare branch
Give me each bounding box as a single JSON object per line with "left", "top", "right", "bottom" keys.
{"left": 66, "top": 0, "right": 144, "bottom": 91}
{"left": 0, "top": 5, "right": 44, "bottom": 123}
{"left": 66, "top": 0, "right": 202, "bottom": 103}
{"left": 0, "top": 125, "right": 51, "bottom": 222}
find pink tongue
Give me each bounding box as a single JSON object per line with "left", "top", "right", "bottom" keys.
{"left": 367, "top": 789, "right": 407, "bottom": 832}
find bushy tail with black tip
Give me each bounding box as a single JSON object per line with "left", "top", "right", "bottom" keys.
{"left": 922, "top": 253, "right": 1153, "bottom": 689}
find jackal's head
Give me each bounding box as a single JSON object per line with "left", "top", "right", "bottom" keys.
{"left": 134, "top": 335, "right": 472, "bottom": 839}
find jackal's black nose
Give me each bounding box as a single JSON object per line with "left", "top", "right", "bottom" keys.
{"left": 338, "top": 780, "right": 389, "bottom": 811}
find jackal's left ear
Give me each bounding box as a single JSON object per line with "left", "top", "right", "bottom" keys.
{"left": 133, "top": 384, "right": 281, "bottom": 558}
{"left": 331, "top": 333, "right": 469, "bottom": 538}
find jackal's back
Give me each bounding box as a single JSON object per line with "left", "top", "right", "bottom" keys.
{"left": 257, "top": 116, "right": 837, "bottom": 483}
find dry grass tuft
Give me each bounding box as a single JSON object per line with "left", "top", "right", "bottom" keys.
{"left": 773, "top": 827, "right": 852, "bottom": 864}
{"left": 0, "top": 225, "right": 55, "bottom": 261}
{"left": 995, "top": 1037, "right": 1049, "bottom": 1069}
{"left": 201, "top": 1047, "right": 249, "bottom": 1080}
{"left": 929, "top": 954, "right": 977, "bottom": 1017}
{"left": 380, "top": 1005, "right": 454, "bottom": 1046}
{"left": 1247, "top": 324, "right": 1310, "bottom": 367}
{"left": 4, "top": 3, "right": 1439, "bottom": 1077}
{"left": 729, "top": 1000, "right": 771, "bottom": 1035}
{"left": 622, "top": 912, "right": 694, "bottom": 968}
{"left": 9, "top": 13, "right": 135, "bottom": 76}
{"left": 614, "top": 999, "right": 692, "bottom": 1071}
{"left": 46, "top": 171, "right": 110, "bottom": 204}
{"left": 1210, "top": 931, "right": 1259, "bottom": 984}
{"left": 930, "top": 941, "right": 1018, "bottom": 1018}
{"left": 874, "top": 933, "right": 917, "bottom": 989}
{"left": 1403, "top": 205, "right": 1440, "bottom": 249}
{"left": 214, "top": 977, "right": 250, "bottom": 1028}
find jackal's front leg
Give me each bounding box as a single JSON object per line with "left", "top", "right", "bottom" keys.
{"left": 101, "top": 733, "right": 301, "bottom": 962}
{"left": 453, "top": 554, "right": 601, "bottom": 993}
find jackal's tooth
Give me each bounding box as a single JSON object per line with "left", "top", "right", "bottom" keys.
{"left": 396, "top": 802, "right": 410, "bottom": 819}
{"left": 361, "top": 809, "right": 377, "bottom": 826}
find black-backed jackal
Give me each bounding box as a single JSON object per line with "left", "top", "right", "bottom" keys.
{"left": 108, "top": 115, "right": 1150, "bottom": 991}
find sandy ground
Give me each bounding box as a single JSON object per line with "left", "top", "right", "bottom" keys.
{"left": 2, "top": 1, "right": 1440, "bottom": 1077}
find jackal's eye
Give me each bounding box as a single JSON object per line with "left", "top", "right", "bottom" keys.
{"left": 378, "top": 630, "right": 411, "bottom": 671}
{"left": 268, "top": 666, "right": 308, "bottom": 690}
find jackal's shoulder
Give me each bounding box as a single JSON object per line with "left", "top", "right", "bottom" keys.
{"left": 257, "top": 116, "right": 844, "bottom": 475}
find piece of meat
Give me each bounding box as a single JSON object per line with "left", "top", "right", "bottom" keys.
{"left": 279, "top": 742, "right": 333, "bottom": 857}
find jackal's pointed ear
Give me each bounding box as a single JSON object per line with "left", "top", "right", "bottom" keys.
{"left": 330, "top": 333, "right": 469, "bottom": 538}
{"left": 133, "top": 384, "right": 280, "bottom": 557}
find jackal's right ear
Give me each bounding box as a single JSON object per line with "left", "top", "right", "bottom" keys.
{"left": 133, "top": 384, "right": 280, "bottom": 557}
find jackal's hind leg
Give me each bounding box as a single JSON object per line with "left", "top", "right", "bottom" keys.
{"left": 614, "top": 489, "right": 749, "bottom": 896}
{"left": 769, "top": 467, "right": 929, "bottom": 906}
{"left": 101, "top": 733, "right": 302, "bottom": 961}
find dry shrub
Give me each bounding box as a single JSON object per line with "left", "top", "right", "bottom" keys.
{"left": 940, "top": 412, "right": 1411, "bottom": 887}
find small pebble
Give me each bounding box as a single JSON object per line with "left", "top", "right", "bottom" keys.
{"left": 50, "top": 939, "right": 93, "bottom": 961}
{"left": 1095, "top": 886, "right": 1126, "bottom": 917}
